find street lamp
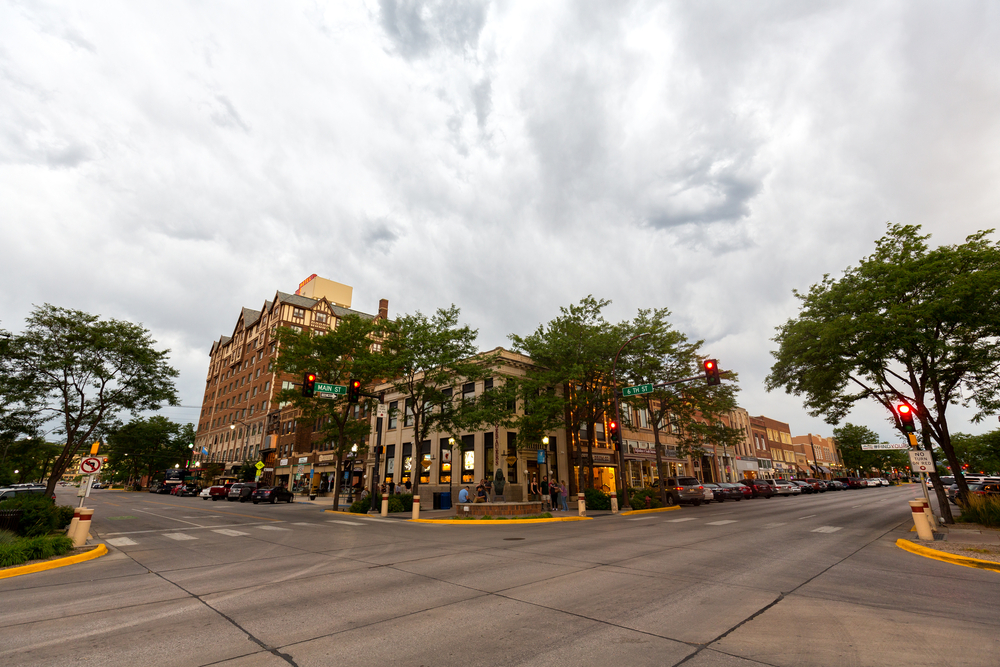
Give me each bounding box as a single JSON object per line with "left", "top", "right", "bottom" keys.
{"left": 541, "top": 436, "right": 550, "bottom": 511}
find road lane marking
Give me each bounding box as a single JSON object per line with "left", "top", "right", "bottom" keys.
{"left": 256, "top": 525, "right": 289, "bottom": 531}
{"left": 106, "top": 537, "right": 137, "bottom": 547}
{"left": 102, "top": 522, "right": 279, "bottom": 536}
{"left": 706, "top": 520, "right": 738, "bottom": 526}
{"left": 133, "top": 509, "right": 204, "bottom": 527}
{"left": 763, "top": 523, "right": 787, "bottom": 528}
{"left": 141, "top": 500, "right": 281, "bottom": 521}
{"left": 797, "top": 515, "right": 817, "bottom": 520}
{"left": 163, "top": 533, "right": 197, "bottom": 541}
{"left": 358, "top": 518, "right": 394, "bottom": 523}
{"left": 213, "top": 529, "right": 249, "bottom": 537}
{"left": 328, "top": 520, "right": 366, "bottom": 526}
{"left": 184, "top": 516, "right": 220, "bottom": 518}
{"left": 812, "top": 526, "right": 843, "bottom": 533}
{"left": 627, "top": 516, "right": 656, "bottom": 521}
{"left": 666, "top": 518, "right": 697, "bottom": 523}
{"left": 292, "top": 522, "right": 315, "bottom": 526}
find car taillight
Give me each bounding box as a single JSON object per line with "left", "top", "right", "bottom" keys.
{"left": 698, "top": 486, "right": 704, "bottom": 490}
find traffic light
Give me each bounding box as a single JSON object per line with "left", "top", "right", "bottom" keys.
{"left": 302, "top": 372, "right": 317, "bottom": 397}
{"left": 608, "top": 420, "right": 621, "bottom": 445}
{"left": 347, "top": 378, "right": 362, "bottom": 403}
{"left": 897, "top": 403, "right": 916, "bottom": 433}
{"left": 704, "top": 359, "right": 721, "bottom": 386}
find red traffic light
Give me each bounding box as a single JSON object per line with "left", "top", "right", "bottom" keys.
{"left": 302, "top": 372, "right": 317, "bottom": 397}
{"left": 896, "top": 403, "right": 916, "bottom": 433}
{"left": 347, "top": 378, "right": 362, "bottom": 403}
{"left": 704, "top": 359, "right": 721, "bottom": 386}
{"left": 898, "top": 404, "right": 910, "bottom": 415}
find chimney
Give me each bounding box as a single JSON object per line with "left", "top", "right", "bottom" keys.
{"left": 378, "top": 298, "right": 389, "bottom": 320}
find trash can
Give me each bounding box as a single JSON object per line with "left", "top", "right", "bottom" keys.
{"left": 432, "top": 492, "right": 442, "bottom": 510}
{"left": 440, "top": 491, "right": 452, "bottom": 510}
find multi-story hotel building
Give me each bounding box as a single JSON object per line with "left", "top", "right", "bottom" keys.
{"left": 193, "top": 275, "right": 388, "bottom": 488}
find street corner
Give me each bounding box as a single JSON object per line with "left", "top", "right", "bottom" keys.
{"left": 0, "top": 543, "right": 108, "bottom": 581}
{"left": 895, "top": 538, "right": 1000, "bottom": 574}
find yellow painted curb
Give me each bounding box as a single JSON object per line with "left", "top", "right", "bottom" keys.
{"left": 323, "top": 509, "right": 363, "bottom": 516}
{"left": 895, "top": 538, "right": 1000, "bottom": 573}
{"left": 620, "top": 505, "right": 682, "bottom": 516}
{"left": 0, "top": 544, "right": 108, "bottom": 580}
{"left": 410, "top": 516, "right": 593, "bottom": 525}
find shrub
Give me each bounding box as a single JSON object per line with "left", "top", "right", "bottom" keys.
{"left": 0, "top": 534, "right": 74, "bottom": 568}
{"left": 348, "top": 496, "right": 371, "bottom": 514}
{"left": 387, "top": 497, "right": 405, "bottom": 513}
{"left": 56, "top": 505, "right": 75, "bottom": 529}
{"left": 584, "top": 487, "right": 611, "bottom": 510}
{"left": 0, "top": 529, "right": 17, "bottom": 545}
{"left": 630, "top": 489, "right": 664, "bottom": 509}
{"left": 957, "top": 495, "right": 1000, "bottom": 527}
{"left": 397, "top": 493, "right": 414, "bottom": 512}
{"left": 0, "top": 496, "right": 61, "bottom": 537}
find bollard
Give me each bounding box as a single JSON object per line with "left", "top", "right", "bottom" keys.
{"left": 412, "top": 495, "right": 421, "bottom": 520}
{"left": 919, "top": 498, "right": 937, "bottom": 532}
{"left": 380, "top": 492, "right": 389, "bottom": 517}
{"left": 72, "top": 508, "right": 94, "bottom": 547}
{"left": 67, "top": 507, "right": 81, "bottom": 539}
{"left": 610, "top": 491, "right": 618, "bottom": 514}
{"left": 909, "top": 500, "right": 934, "bottom": 541}
{"left": 578, "top": 492, "right": 586, "bottom": 517}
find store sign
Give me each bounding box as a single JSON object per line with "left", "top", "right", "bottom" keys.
{"left": 318, "top": 454, "right": 337, "bottom": 462}
{"left": 279, "top": 458, "right": 288, "bottom": 466}
{"left": 592, "top": 454, "right": 612, "bottom": 463}
{"left": 298, "top": 457, "right": 309, "bottom": 464}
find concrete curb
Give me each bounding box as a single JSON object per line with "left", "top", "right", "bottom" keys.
{"left": 0, "top": 543, "right": 108, "bottom": 580}
{"left": 895, "top": 538, "right": 1000, "bottom": 573}
{"left": 409, "top": 516, "right": 593, "bottom": 525}
{"left": 620, "top": 505, "right": 682, "bottom": 516}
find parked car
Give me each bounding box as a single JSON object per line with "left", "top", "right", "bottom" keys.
{"left": 741, "top": 479, "right": 775, "bottom": 498}
{"left": 207, "top": 483, "right": 233, "bottom": 501}
{"left": 827, "top": 480, "right": 846, "bottom": 490}
{"left": 702, "top": 484, "right": 717, "bottom": 503}
{"left": 227, "top": 482, "right": 258, "bottom": 502}
{"left": 91, "top": 481, "right": 103, "bottom": 489}
{"left": 790, "top": 480, "right": 815, "bottom": 494}
{"left": 178, "top": 484, "right": 201, "bottom": 497}
{"left": 664, "top": 477, "right": 706, "bottom": 506}
{"left": 252, "top": 486, "right": 295, "bottom": 504}
{"left": 148, "top": 482, "right": 162, "bottom": 493}
{"left": 715, "top": 483, "right": 746, "bottom": 501}
{"left": 199, "top": 487, "right": 212, "bottom": 500}
{"left": 772, "top": 480, "right": 801, "bottom": 496}
{"left": 834, "top": 477, "right": 865, "bottom": 489}
{"left": 730, "top": 482, "right": 754, "bottom": 499}
{"left": 798, "top": 478, "right": 825, "bottom": 492}
{"left": 0, "top": 485, "right": 52, "bottom": 501}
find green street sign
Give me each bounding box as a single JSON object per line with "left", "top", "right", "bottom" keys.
{"left": 622, "top": 383, "right": 654, "bottom": 397}
{"left": 315, "top": 382, "right": 347, "bottom": 397}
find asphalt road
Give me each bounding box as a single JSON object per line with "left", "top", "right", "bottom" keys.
{"left": 2, "top": 485, "right": 997, "bottom": 667}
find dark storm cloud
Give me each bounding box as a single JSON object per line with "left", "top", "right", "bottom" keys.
{"left": 379, "top": 0, "right": 490, "bottom": 59}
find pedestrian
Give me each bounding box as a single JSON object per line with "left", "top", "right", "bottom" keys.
{"left": 404, "top": 480, "right": 412, "bottom": 494}
{"left": 458, "top": 486, "right": 471, "bottom": 503}
{"left": 529, "top": 476, "right": 539, "bottom": 501}
{"left": 388, "top": 480, "right": 395, "bottom": 495}
{"left": 560, "top": 480, "right": 569, "bottom": 511}
{"left": 550, "top": 477, "right": 559, "bottom": 509}
{"left": 540, "top": 476, "right": 549, "bottom": 507}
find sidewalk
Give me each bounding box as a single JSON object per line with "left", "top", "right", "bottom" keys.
{"left": 296, "top": 496, "right": 618, "bottom": 519}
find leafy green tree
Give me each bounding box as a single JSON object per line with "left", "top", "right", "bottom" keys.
{"left": 2, "top": 439, "right": 63, "bottom": 484}
{"left": 0, "top": 327, "right": 42, "bottom": 472}
{"left": 272, "top": 314, "right": 389, "bottom": 510}
{"left": 619, "top": 307, "right": 743, "bottom": 505}
{"left": 379, "top": 305, "right": 485, "bottom": 507}
{"left": 8, "top": 305, "right": 179, "bottom": 496}
{"left": 767, "top": 225, "right": 1000, "bottom": 522}
{"left": 832, "top": 423, "right": 908, "bottom": 477}
{"left": 106, "top": 416, "right": 188, "bottom": 485}
{"left": 950, "top": 431, "right": 1000, "bottom": 476}
{"left": 509, "top": 296, "right": 622, "bottom": 495}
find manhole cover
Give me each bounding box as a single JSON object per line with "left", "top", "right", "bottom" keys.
{"left": 503, "top": 538, "right": 525, "bottom": 541}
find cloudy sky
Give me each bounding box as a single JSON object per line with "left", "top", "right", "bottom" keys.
{"left": 2, "top": 1, "right": 999, "bottom": 441}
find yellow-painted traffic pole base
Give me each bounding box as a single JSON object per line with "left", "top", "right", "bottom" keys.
{"left": 620, "top": 505, "right": 682, "bottom": 516}
{"left": 895, "top": 538, "right": 1000, "bottom": 574}
{"left": 410, "top": 516, "right": 593, "bottom": 525}
{"left": 0, "top": 543, "right": 108, "bottom": 580}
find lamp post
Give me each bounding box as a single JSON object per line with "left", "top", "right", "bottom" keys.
{"left": 541, "top": 436, "right": 550, "bottom": 511}
{"left": 611, "top": 332, "right": 651, "bottom": 511}
{"left": 449, "top": 437, "right": 457, "bottom": 504}
{"left": 346, "top": 444, "right": 358, "bottom": 503}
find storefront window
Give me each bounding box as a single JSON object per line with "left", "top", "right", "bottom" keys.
{"left": 439, "top": 437, "right": 452, "bottom": 483}
{"left": 385, "top": 444, "right": 395, "bottom": 483}
{"left": 462, "top": 434, "right": 475, "bottom": 483}
{"left": 401, "top": 443, "right": 411, "bottom": 483}
{"left": 419, "top": 440, "right": 431, "bottom": 484}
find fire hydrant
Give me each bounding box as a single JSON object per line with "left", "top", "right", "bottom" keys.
{"left": 645, "top": 496, "right": 652, "bottom": 509}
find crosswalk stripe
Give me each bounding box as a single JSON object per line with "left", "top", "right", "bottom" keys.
{"left": 163, "top": 533, "right": 197, "bottom": 541}
{"left": 797, "top": 515, "right": 817, "bottom": 520}
{"left": 256, "top": 525, "right": 289, "bottom": 531}
{"left": 212, "top": 529, "right": 249, "bottom": 537}
{"left": 292, "top": 522, "right": 315, "bottom": 526}
{"left": 706, "top": 520, "right": 737, "bottom": 525}
{"left": 763, "top": 523, "right": 787, "bottom": 528}
{"left": 107, "top": 537, "right": 137, "bottom": 547}
{"left": 812, "top": 526, "right": 843, "bottom": 533}
{"left": 627, "top": 516, "right": 656, "bottom": 521}
{"left": 359, "top": 517, "right": 394, "bottom": 523}
{"left": 666, "top": 518, "right": 697, "bottom": 523}
{"left": 328, "top": 520, "right": 365, "bottom": 526}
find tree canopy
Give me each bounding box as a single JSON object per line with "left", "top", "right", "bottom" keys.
{"left": 8, "top": 304, "right": 179, "bottom": 495}
{"left": 832, "top": 423, "right": 907, "bottom": 477}
{"left": 767, "top": 224, "right": 1000, "bottom": 520}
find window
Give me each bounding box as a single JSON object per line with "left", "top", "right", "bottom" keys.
{"left": 388, "top": 401, "right": 398, "bottom": 429}
{"left": 419, "top": 440, "right": 431, "bottom": 484}
{"left": 385, "top": 445, "right": 395, "bottom": 483}
{"left": 462, "top": 382, "right": 475, "bottom": 403}
{"left": 439, "top": 437, "right": 452, "bottom": 483}
{"left": 462, "top": 434, "right": 475, "bottom": 483}
{"left": 484, "top": 378, "right": 494, "bottom": 391}
{"left": 401, "top": 443, "right": 412, "bottom": 484}
{"left": 314, "top": 312, "right": 328, "bottom": 323}
{"left": 404, "top": 399, "right": 414, "bottom": 427}
{"left": 506, "top": 432, "right": 518, "bottom": 483}
{"left": 293, "top": 308, "right": 305, "bottom": 319}
{"left": 291, "top": 326, "right": 302, "bottom": 333}
{"left": 264, "top": 381, "right": 270, "bottom": 391}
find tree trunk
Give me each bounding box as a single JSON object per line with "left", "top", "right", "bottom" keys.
{"left": 586, "top": 422, "right": 595, "bottom": 489}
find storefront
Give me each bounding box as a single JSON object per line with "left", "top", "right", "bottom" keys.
{"left": 756, "top": 458, "right": 773, "bottom": 479}
{"left": 736, "top": 455, "right": 760, "bottom": 479}
{"left": 573, "top": 450, "right": 617, "bottom": 493}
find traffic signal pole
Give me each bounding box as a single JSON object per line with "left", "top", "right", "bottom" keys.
{"left": 611, "top": 333, "right": 651, "bottom": 511}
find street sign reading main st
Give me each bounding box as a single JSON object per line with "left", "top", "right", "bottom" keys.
{"left": 315, "top": 382, "right": 347, "bottom": 398}
{"left": 622, "top": 383, "right": 653, "bottom": 397}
